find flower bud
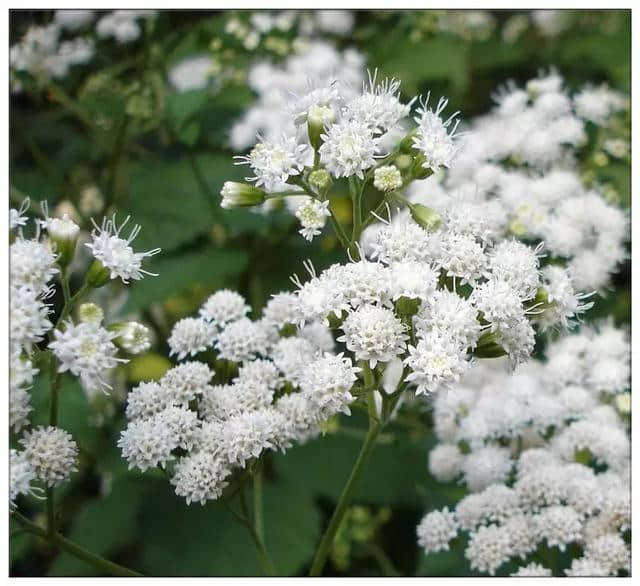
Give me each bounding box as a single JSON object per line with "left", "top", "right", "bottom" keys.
{"left": 46, "top": 214, "right": 80, "bottom": 269}
{"left": 410, "top": 155, "right": 434, "bottom": 180}
{"left": 399, "top": 128, "right": 418, "bottom": 153}
{"left": 615, "top": 392, "right": 631, "bottom": 414}
{"left": 110, "top": 321, "right": 152, "bottom": 354}
{"left": 307, "top": 104, "right": 335, "bottom": 151}
{"left": 373, "top": 165, "right": 403, "bottom": 192}
{"left": 308, "top": 169, "right": 332, "bottom": 193}
{"left": 86, "top": 259, "right": 111, "bottom": 288}
{"left": 78, "top": 303, "right": 104, "bottom": 325}
{"left": 220, "top": 182, "right": 266, "bottom": 209}
{"left": 409, "top": 203, "right": 441, "bottom": 231}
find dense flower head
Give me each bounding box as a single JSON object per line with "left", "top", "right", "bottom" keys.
{"left": 418, "top": 324, "right": 630, "bottom": 576}
{"left": 319, "top": 118, "right": 379, "bottom": 179}
{"left": 10, "top": 285, "right": 53, "bottom": 352}
{"left": 20, "top": 426, "right": 78, "bottom": 487}
{"left": 168, "top": 317, "right": 215, "bottom": 360}
{"left": 10, "top": 237, "right": 59, "bottom": 293}
{"left": 199, "top": 290, "right": 250, "bottom": 327}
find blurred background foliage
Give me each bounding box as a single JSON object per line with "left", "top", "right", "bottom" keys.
{"left": 10, "top": 9, "right": 630, "bottom": 576}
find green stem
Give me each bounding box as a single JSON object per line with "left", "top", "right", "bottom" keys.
{"left": 253, "top": 466, "right": 265, "bottom": 545}
{"left": 362, "top": 195, "right": 392, "bottom": 230}
{"left": 46, "top": 82, "right": 93, "bottom": 128}
{"left": 222, "top": 501, "right": 276, "bottom": 576}
{"left": 309, "top": 419, "right": 382, "bottom": 576}
{"left": 12, "top": 512, "right": 142, "bottom": 577}
{"left": 367, "top": 543, "right": 401, "bottom": 577}
{"left": 327, "top": 206, "right": 351, "bottom": 251}
{"left": 55, "top": 283, "right": 90, "bottom": 328}
{"left": 187, "top": 151, "right": 219, "bottom": 219}
{"left": 106, "top": 116, "right": 130, "bottom": 207}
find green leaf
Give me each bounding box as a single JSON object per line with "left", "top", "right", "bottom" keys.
{"left": 136, "top": 473, "right": 320, "bottom": 576}
{"left": 122, "top": 154, "right": 231, "bottom": 252}
{"left": 166, "top": 89, "right": 208, "bottom": 131}
{"left": 48, "top": 475, "right": 149, "bottom": 576}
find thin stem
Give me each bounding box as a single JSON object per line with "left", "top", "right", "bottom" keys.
{"left": 253, "top": 465, "right": 265, "bottom": 545}
{"left": 12, "top": 512, "right": 142, "bottom": 577}
{"left": 327, "top": 206, "right": 351, "bottom": 251}
{"left": 221, "top": 501, "right": 276, "bottom": 576}
{"left": 46, "top": 82, "right": 93, "bottom": 128}
{"left": 362, "top": 195, "right": 392, "bottom": 230}
{"left": 187, "top": 151, "right": 219, "bottom": 219}
{"left": 55, "top": 282, "right": 90, "bottom": 328}
{"left": 106, "top": 116, "right": 130, "bottom": 207}
{"left": 309, "top": 418, "right": 382, "bottom": 576}
{"left": 366, "top": 543, "right": 401, "bottom": 577}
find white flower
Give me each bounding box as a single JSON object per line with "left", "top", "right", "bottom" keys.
{"left": 10, "top": 449, "right": 38, "bottom": 508}
{"left": 125, "top": 382, "right": 172, "bottom": 420}
{"left": 20, "top": 426, "right": 78, "bottom": 487}
{"left": 344, "top": 73, "right": 412, "bottom": 133}
{"left": 289, "top": 84, "right": 342, "bottom": 126}
{"left": 271, "top": 336, "right": 319, "bottom": 384}
{"left": 465, "top": 524, "right": 512, "bottom": 576}
{"left": 511, "top": 563, "right": 552, "bottom": 577}
{"left": 168, "top": 55, "right": 213, "bottom": 92}
{"left": 49, "top": 320, "right": 126, "bottom": 394}
{"left": 85, "top": 214, "right": 160, "bottom": 283}
{"left": 10, "top": 285, "right": 52, "bottom": 352}
{"left": 436, "top": 232, "right": 487, "bottom": 286}
{"left": 114, "top": 321, "right": 152, "bottom": 354}
{"left": 171, "top": 451, "right": 231, "bottom": 505}
{"left": 417, "top": 508, "right": 458, "bottom": 554}
{"left": 299, "top": 353, "right": 359, "bottom": 417}
{"left": 96, "top": 10, "right": 156, "bottom": 44}
{"left": 565, "top": 557, "right": 609, "bottom": 577}
{"left": 262, "top": 292, "right": 299, "bottom": 328}
{"left": 10, "top": 386, "right": 32, "bottom": 433}
{"left": 388, "top": 261, "right": 438, "bottom": 301}
{"left": 168, "top": 317, "right": 215, "bottom": 360}
{"left": 488, "top": 240, "right": 541, "bottom": 298}
{"left": 461, "top": 445, "right": 512, "bottom": 492}
{"left": 118, "top": 415, "right": 177, "bottom": 472}
{"left": 539, "top": 265, "right": 594, "bottom": 330}
{"left": 337, "top": 304, "right": 407, "bottom": 368}
{"left": 428, "top": 443, "right": 464, "bottom": 482}
{"left": 54, "top": 10, "right": 94, "bottom": 30}
{"left": 535, "top": 505, "right": 583, "bottom": 551}
{"left": 235, "top": 135, "right": 308, "bottom": 191}
{"left": 200, "top": 290, "right": 250, "bottom": 327}
{"left": 215, "top": 318, "right": 269, "bottom": 363}
{"left": 369, "top": 217, "right": 435, "bottom": 264}
{"left": 10, "top": 237, "right": 58, "bottom": 292}
{"left": 161, "top": 361, "right": 214, "bottom": 405}
{"left": 574, "top": 85, "right": 626, "bottom": 124}
{"left": 238, "top": 359, "right": 281, "bottom": 390}
{"left": 295, "top": 198, "right": 330, "bottom": 241}
{"left": 373, "top": 165, "right": 403, "bottom": 192}
{"left": 584, "top": 533, "right": 630, "bottom": 575}
{"left": 412, "top": 95, "right": 462, "bottom": 172}
{"left": 319, "top": 118, "right": 379, "bottom": 179}
{"left": 404, "top": 331, "right": 469, "bottom": 395}
{"left": 415, "top": 289, "right": 482, "bottom": 349}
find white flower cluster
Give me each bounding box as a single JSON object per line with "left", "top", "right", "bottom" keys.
{"left": 226, "top": 65, "right": 468, "bottom": 243}
{"left": 229, "top": 41, "right": 365, "bottom": 151}
{"left": 10, "top": 21, "right": 93, "bottom": 84}
{"left": 9, "top": 202, "right": 158, "bottom": 510}
{"left": 10, "top": 10, "right": 156, "bottom": 89}
{"left": 406, "top": 70, "right": 628, "bottom": 293}
{"left": 121, "top": 289, "right": 362, "bottom": 505}
{"left": 417, "top": 324, "right": 630, "bottom": 576}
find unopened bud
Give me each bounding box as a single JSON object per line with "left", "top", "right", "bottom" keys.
{"left": 409, "top": 203, "right": 441, "bottom": 231}
{"left": 308, "top": 169, "right": 332, "bottom": 193}
{"left": 410, "top": 155, "right": 433, "bottom": 180}
{"left": 46, "top": 213, "right": 80, "bottom": 268}
{"left": 110, "top": 321, "right": 152, "bottom": 354}
{"left": 78, "top": 303, "right": 104, "bottom": 324}
{"left": 86, "top": 259, "right": 111, "bottom": 288}
{"left": 220, "top": 182, "right": 266, "bottom": 209}
{"left": 307, "top": 105, "right": 334, "bottom": 151}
